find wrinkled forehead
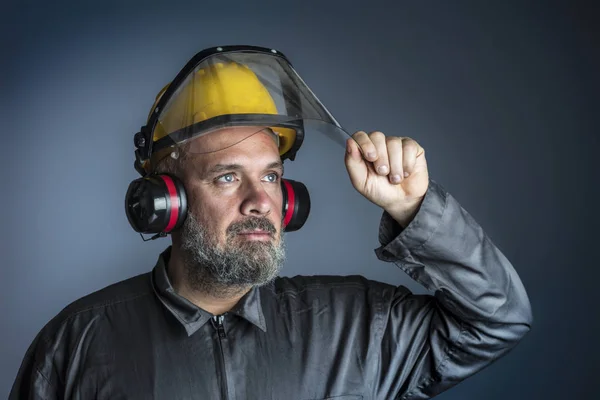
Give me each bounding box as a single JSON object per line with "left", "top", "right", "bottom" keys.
{"left": 186, "top": 126, "right": 279, "bottom": 154}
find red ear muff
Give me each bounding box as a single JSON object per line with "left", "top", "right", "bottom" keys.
{"left": 125, "top": 174, "right": 187, "bottom": 235}
{"left": 281, "top": 179, "right": 311, "bottom": 232}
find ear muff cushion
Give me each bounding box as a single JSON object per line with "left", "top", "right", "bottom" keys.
{"left": 282, "top": 179, "right": 296, "bottom": 228}
{"left": 161, "top": 175, "right": 181, "bottom": 232}
{"left": 282, "top": 179, "right": 310, "bottom": 232}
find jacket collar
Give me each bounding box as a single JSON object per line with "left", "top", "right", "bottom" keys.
{"left": 151, "top": 246, "right": 267, "bottom": 336}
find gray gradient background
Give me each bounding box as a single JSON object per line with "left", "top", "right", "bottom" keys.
{"left": 2, "top": 0, "right": 598, "bottom": 399}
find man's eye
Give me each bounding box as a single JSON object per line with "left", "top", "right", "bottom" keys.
{"left": 263, "top": 173, "right": 280, "bottom": 183}
{"left": 216, "top": 173, "right": 235, "bottom": 183}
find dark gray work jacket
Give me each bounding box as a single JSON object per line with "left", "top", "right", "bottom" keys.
{"left": 9, "top": 179, "right": 532, "bottom": 400}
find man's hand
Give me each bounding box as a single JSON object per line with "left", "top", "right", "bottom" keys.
{"left": 344, "top": 131, "right": 429, "bottom": 228}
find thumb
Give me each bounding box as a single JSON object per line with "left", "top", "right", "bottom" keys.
{"left": 344, "top": 138, "right": 368, "bottom": 190}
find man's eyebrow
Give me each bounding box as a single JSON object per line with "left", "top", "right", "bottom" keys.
{"left": 206, "top": 161, "right": 284, "bottom": 175}
{"left": 267, "top": 161, "right": 284, "bottom": 173}
{"left": 207, "top": 163, "right": 243, "bottom": 174}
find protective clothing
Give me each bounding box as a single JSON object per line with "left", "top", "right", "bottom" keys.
{"left": 10, "top": 180, "right": 533, "bottom": 400}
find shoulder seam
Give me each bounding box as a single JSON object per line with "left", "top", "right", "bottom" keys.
{"left": 269, "top": 280, "right": 381, "bottom": 298}
{"left": 63, "top": 291, "right": 152, "bottom": 320}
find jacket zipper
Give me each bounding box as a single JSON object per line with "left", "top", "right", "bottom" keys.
{"left": 211, "top": 314, "right": 229, "bottom": 400}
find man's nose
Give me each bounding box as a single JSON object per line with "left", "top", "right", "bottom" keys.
{"left": 240, "top": 182, "right": 272, "bottom": 216}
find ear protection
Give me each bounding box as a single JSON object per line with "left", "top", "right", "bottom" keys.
{"left": 125, "top": 174, "right": 310, "bottom": 238}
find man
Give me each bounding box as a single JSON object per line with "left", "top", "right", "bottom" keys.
{"left": 10, "top": 46, "right": 532, "bottom": 399}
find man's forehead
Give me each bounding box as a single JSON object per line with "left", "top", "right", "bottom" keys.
{"left": 188, "top": 126, "right": 280, "bottom": 151}
{"left": 205, "top": 158, "right": 283, "bottom": 172}
{"left": 189, "top": 148, "right": 283, "bottom": 174}
{"left": 188, "top": 157, "right": 281, "bottom": 178}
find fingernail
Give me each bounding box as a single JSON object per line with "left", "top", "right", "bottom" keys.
{"left": 377, "top": 165, "right": 389, "bottom": 175}
{"left": 404, "top": 171, "right": 410, "bottom": 178}
{"left": 391, "top": 174, "right": 402, "bottom": 183}
{"left": 367, "top": 151, "right": 376, "bottom": 159}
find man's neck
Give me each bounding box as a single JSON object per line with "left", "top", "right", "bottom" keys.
{"left": 167, "top": 246, "right": 251, "bottom": 316}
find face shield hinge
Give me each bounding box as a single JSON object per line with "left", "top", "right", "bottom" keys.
{"left": 133, "top": 126, "right": 152, "bottom": 176}
{"left": 133, "top": 124, "right": 155, "bottom": 176}
{"left": 133, "top": 156, "right": 146, "bottom": 177}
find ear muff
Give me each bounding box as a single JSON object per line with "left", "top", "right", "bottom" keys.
{"left": 125, "top": 175, "right": 310, "bottom": 236}
{"left": 125, "top": 175, "right": 188, "bottom": 235}
{"left": 281, "top": 179, "right": 310, "bottom": 232}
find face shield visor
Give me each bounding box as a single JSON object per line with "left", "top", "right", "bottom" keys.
{"left": 134, "top": 46, "right": 356, "bottom": 174}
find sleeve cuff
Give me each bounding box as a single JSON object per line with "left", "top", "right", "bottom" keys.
{"left": 374, "top": 178, "right": 449, "bottom": 262}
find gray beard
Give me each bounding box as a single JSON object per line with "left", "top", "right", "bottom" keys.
{"left": 180, "top": 212, "right": 286, "bottom": 298}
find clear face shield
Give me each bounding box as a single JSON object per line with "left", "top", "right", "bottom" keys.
{"left": 133, "top": 46, "right": 358, "bottom": 174}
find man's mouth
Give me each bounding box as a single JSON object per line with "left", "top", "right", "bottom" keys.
{"left": 239, "top": 229, "right": 271, "bottom": 235}
{"left": 228, "top": 217, "right": 277, "bottom": 241}
{"left": 237, "top": 229, "right": 273, "bottom": 240}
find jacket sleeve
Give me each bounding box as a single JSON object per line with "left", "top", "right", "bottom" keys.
{"left": 372, "top": 179, "right": 533, "bottom": 400}
{"left": 9, "top": 331, "right": 59, "bottom": 400}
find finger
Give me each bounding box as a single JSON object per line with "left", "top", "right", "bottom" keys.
{"left": 344, "top": 138, "right": 368, "bottom": 189}
{"left": 369, "top": 131, "right": 390, "bottom": 175}
{"left": 386, "top": 136, "right": 404, "bottom": 184}
{"left": 351, "top": 131, "right": 377, "bottom": 162}
{"left": 401, "top": 138, "right": 423, "bottom": 177}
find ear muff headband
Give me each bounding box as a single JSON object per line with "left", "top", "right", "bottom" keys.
{"left": 125, "top": 175, "right": 310, "bottom": 237}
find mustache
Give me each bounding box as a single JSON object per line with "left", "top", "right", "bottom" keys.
{"left": 227, "top": 217, "right": 277, "bottom": 236}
